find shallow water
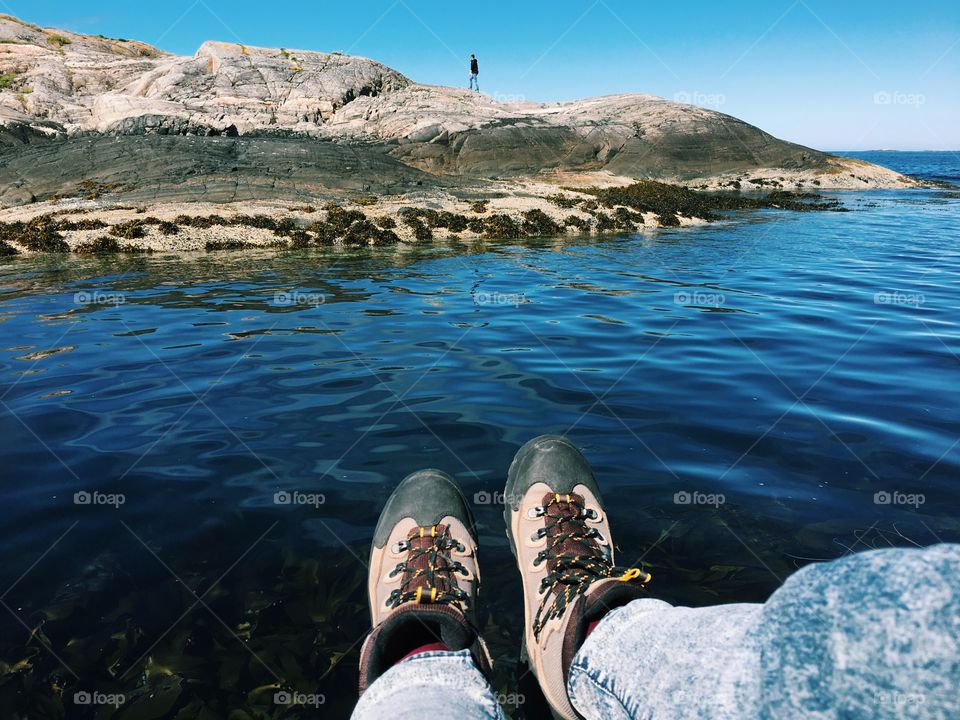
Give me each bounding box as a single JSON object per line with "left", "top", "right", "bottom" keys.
{"left": 1, "top": 154, "right": 959, "bottom": 718}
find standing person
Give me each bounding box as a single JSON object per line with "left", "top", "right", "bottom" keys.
{"left": 352, "top": 435, "right": 960, "bottom": 720}
{"left": 469, "top": 54, "right": 479, "bottom": 91}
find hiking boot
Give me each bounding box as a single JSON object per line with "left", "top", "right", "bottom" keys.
{"left": 359, "top": 469, "right": 492, "bottom": 694}
{"left": 504, "top": 435, "right": 651, "bottom": 719}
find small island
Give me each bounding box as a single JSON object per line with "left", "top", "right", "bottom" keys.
{"left": 0, "top": 14, "right": 915, "bottom": 255}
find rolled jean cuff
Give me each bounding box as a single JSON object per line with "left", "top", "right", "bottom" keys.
{"left": 351, "top": 649, "right": 506, "bottom": 720}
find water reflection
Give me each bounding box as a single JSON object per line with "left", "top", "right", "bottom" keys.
{"left": 1, "top": 191, "right": 959, "bottom": 718}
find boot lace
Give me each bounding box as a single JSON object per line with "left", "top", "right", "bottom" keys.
{"left": 387, "top": 524, "right": 471, "bottom": 611}
{"left": 532, "top": 493, "right": 650, "bottom": 638}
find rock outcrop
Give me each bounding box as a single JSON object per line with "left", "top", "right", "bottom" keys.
{"left": 0, "top": 13, "right": 911, "bottom": 208}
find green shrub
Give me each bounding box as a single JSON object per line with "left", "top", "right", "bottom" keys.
{"left": 74, "top": 236, "right": 121, "bottom": 254}
{"left": 326, "top": 205, "right": 366, "bottom": 233}
{"left": 56, "top": 218, "right": 107, "bottom": 231}
{"left": 108, "top": 221, "right": 146, "bottom": 239}
{"left": 579, "top": 180, "right": 840, "bottom": 221}
{"left": 521, "top": 209, "right": 562, "bottom": 237}
{"left": 593, "top": 212, "right": 616, "bottom": 232}
{"left": 546, "top": 194, "right": 580, "bottom": 209}
{"left": 286, "top": 231, "right": 313, "bottom": 248}
{"left": 0, "top": 217, "right": 69, "bottom": 252}
{"left": 481, "top": 214, "right": 522, "bottom": 239}
{"left": 232, "top": 214, "right": 278, "bottom": 231}
{"left": 342, "top": 219, "right": 400, "bottom": 245}
{"left": 174, "top": 215, "right": 230, "bottom": 228}
{"left": 439, "top": 212, "right": 469, "bottom": 232}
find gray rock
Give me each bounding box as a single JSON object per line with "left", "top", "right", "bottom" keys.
{"left": 0, "top": 13, "right": 910, "bottom": 206}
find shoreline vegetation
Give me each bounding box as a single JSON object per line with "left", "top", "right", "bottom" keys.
{"left": 0, "top": 181, "right": 847, "bottom": 257}
{"left": 0, "top": 14, "right": 939, "bottom": 259}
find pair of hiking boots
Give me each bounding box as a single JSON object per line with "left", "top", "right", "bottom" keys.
{"left": 358, "top": 435, "right": 652, "bottom": 719}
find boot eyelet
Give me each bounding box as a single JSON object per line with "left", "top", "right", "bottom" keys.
{"left": 390, "top": 540, "right": 409, "bottom": 554}
{"left": 457, "top": 565, "right": 475, "bottom": 581}
{"left": 527, "top": 506, "right": 546, "bottom": 518}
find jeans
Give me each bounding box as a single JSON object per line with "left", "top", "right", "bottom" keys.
{"left": 352, "top": 544, "right": 960, "bottom": 719}
{"left": 469, "top": 73, "right": 479, "bottom": 91}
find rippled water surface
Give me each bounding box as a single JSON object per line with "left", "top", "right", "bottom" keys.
{"left": 1, "top": 155, "right": 959, "bottom": 718}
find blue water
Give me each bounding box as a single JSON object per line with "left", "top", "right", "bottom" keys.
{"left": 1, "top": 152, "right": 958, "bottom": 717}
{"left": 839, "top": 150, "right": 960, "bottom": 184}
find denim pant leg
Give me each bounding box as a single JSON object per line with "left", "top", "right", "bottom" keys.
{"left": 568, "top": 544, "right": 960, "bottom": 720}
{"left": 568, "top": 598, "right": 762, "bottom": 719}
{"left": 351, "top": 649, "right": 506, "bottom": 720}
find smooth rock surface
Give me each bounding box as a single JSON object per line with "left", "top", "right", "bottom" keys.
{"left": 0, "top": 13, "right": 912, "bottom": 208}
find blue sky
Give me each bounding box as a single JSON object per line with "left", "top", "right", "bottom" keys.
{"left": 8, "top": 0, "right": 959, "bottom": 150}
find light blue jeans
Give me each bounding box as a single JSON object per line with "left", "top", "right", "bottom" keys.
{"left": 469, "top": 73, "right": 479, "bottom": 91}
{"left": 352, "top": 544, "right": 960, "bottom": 719}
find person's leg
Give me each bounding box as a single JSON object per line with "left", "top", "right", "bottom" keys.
{"left": 353, "top": 649, "right": 505, "bottom": 720}
{"left": 569, "top": 543, "right": 960, "bottom": 719}
{"left": 568, "top": 597, "right": 763, "bottom": 719}
{"left": 353, "top": 469, "right": 503, "bottom": 719}
{"left": 505, "top": 435, "right": 960, "bottom": 719}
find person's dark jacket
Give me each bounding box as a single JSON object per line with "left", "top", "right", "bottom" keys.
{"left": 470, "top": 58, "right": 479, "bottom": 75}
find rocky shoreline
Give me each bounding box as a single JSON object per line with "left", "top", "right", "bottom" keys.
{"left": 0, "top": 180, "right": 849, "bottom": 257}
{"left": 0, "top": 13, "right": 923, "bottom": 257}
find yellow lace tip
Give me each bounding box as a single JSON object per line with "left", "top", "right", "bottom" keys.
{"left": 619, "top": 568, "right": 648, "bottom": 583}
{"left": 430, "top": 587, "right": 437, "bottom": 602}
{"left": 554, "top": 493, "right": 561, "bottom": 503}
{"left": 431, "top": 525, "right": 436, "bottom": 538}
{"left": 566, "top": 494, "right": 571, "bottom": 503}
{"left": 419, "top": 527, "right": 424, "bottom": 538}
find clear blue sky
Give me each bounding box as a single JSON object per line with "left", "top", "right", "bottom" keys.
{"left": 8, "top": 0, "right": 959, "bottom": 150}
